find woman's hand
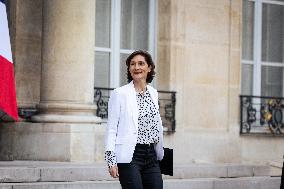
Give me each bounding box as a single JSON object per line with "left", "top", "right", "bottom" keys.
{"left": 109, "top": 166, "right": 119, "bottom": 178}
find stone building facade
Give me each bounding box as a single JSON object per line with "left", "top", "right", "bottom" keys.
{"left": 0, "top": 0, "right": 283, "bottom": 166}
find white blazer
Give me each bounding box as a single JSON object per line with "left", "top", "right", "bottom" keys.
{"left": 105, "top": 81, "right": 164, "bottom": 163}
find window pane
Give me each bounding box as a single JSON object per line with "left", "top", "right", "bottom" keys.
{"left": 241, "top": 64, "right": 253, "bottom": 95}
{"left": 120, "top": 53, "right": 129, "bottom": 86}
{"left": 95, "top": 0, "right": 111, "bottom": 48}
{"left": 262, "top": 4, "right": 284, "bottom": 63}
{"left": 120, "top": 0, "right": 149, "bottom": 50}
{"left": 94, "top": 52, "right": 110, "bottom": 87}
{"left": 242, "top": 0, "right": 254, "bottom": 61}
{"left": 261, "top": 66, "right": 283, "bottom": 97}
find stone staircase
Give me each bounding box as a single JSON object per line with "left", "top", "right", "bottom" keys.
{"left": 0, "top": 161, "right": 281, "bottom": 189}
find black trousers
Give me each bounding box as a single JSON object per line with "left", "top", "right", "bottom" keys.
{"left": 117, "top": 143, "right": 163, "bottom": 189}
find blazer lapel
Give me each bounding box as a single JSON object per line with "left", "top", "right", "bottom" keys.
{"left": 128, "top": 81, "right": 139, "bottom": 132}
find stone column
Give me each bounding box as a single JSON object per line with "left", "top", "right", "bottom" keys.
{"left": 32, "top": 0, "right": 99, "bottom": 123}
{"left": 27, "top": 0, "right": 103, "bottom": 162}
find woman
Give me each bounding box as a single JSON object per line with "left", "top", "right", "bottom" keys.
{"left": 104, "top": 50, "right": 164, "bottom": 189}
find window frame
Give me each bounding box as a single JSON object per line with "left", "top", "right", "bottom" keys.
{"left": 241, "top": 0, "right": 284, "bottom": 97}
{"left": 95, "top": 0, "right": 157, "bottom": 88}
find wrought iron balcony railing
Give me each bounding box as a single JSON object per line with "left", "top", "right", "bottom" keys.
{"left": 14, "top": 88, "right": 176, "bottom": 134}
{"left": 94, "top": 87, "right": 176, "bottom": 133}
{"left": 240, "top": 95, "right": 284, "bottom": 136}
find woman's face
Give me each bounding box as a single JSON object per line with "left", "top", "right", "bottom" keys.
{"left": 129, "top": 55, "right": 151, "bottom": 82}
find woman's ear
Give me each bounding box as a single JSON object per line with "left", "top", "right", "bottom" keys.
{"left": 148, "top": 65, "right": 152, "bottom": 72}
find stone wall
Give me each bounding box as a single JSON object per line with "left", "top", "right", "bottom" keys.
{"left": 157, "top": 0, "right": 284, "bottom": 164}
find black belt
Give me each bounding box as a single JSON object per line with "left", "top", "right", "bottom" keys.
{"left": 136, "top": 143, "right": 155, "bottom": 148}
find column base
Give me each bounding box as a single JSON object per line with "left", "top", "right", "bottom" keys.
{"left": 32, "top": 114, "right": 101, "bottom": 123}
{"left": 31, "top": 102, "right": 101, "bottom": 123}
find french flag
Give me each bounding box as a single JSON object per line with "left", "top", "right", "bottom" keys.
{"left": 0, "top": 0, "right": 18, "bottom": 121}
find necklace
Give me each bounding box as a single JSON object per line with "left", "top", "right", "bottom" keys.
{"left": 136, "top": 88, "right": 146, "bottom": 95}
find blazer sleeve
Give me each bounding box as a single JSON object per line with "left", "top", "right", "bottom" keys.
{"left": 105, "top": 90, "right": 121, "bottom": 152}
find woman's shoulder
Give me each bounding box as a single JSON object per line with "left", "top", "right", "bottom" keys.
{"left": 112, "top": 83, "right": 131, "bottom": 96}
{"left": 147, "top": 85, "right": 158, "bottom": 93}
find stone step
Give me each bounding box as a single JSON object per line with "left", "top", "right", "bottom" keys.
{"left": 164, "top": 164, "right": 270, "bottom": 179}
{"left": 0, "top": 161, "right": 271, "bottom": 183}
{"left": 0, "top": 177, "right": 281, "bottom": 189}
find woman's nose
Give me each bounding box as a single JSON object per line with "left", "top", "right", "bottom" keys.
{"left": 134, "top": 63, "right": 140, "bottom": 69}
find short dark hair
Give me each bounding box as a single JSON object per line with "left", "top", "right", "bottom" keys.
{"left": 125, "top": 50, "right": 156, "bottom": 83}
